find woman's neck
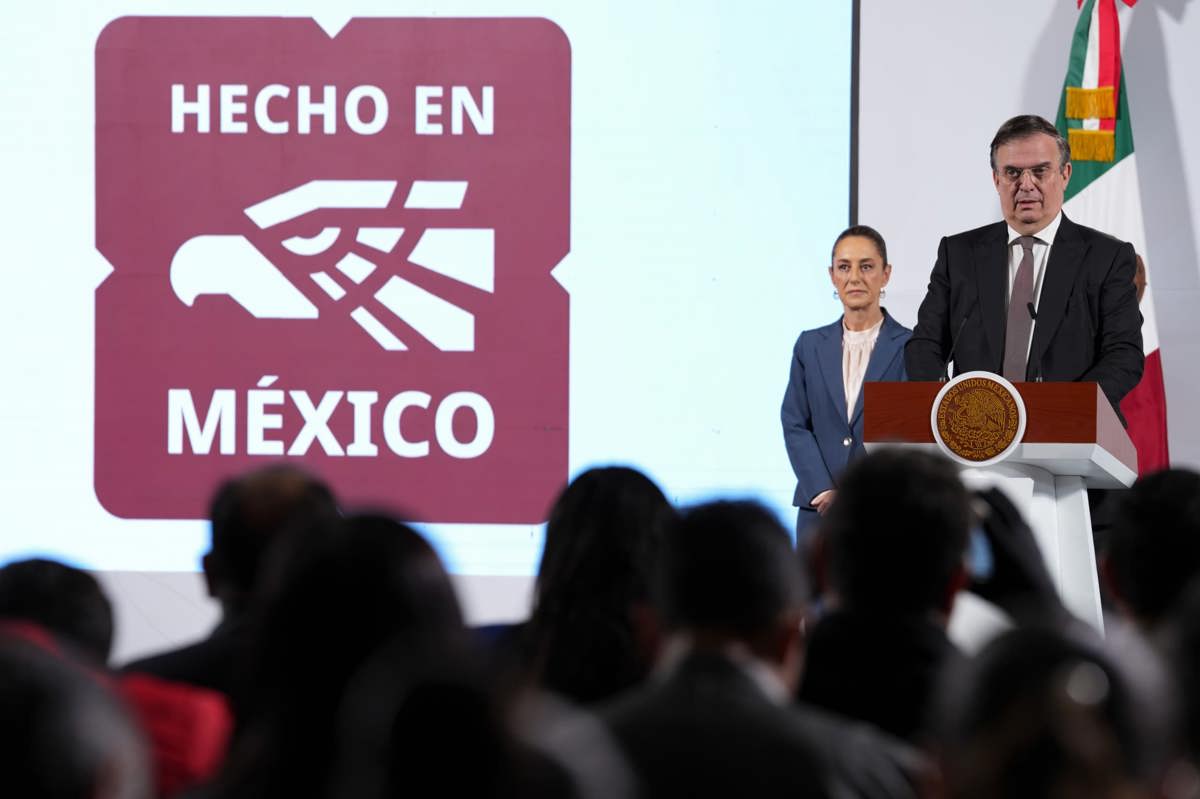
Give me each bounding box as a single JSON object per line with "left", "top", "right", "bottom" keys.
{"left": 843, "top": 306, "right": 884, "bottom": 332}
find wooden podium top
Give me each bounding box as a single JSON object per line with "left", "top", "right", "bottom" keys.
{"left": 863, "top": 382, "right": 1138, "bottom": 488}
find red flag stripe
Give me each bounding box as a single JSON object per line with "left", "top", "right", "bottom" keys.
{"left": 1098, "top": 0, "right": 1120, "bottom": 131}
{"left": 1120, "top": 349, "right": 1170, "bottom": 474}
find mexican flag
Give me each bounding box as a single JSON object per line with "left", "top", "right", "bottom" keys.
{"left": 1056, "top": 0, "right": 1169, "bottom": 474}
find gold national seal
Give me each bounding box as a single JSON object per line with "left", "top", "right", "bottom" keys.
{"left": 933, "top": 377, "right": 1022, "bottom": 462}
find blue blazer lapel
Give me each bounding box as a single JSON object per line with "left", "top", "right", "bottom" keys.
{"left": 974, "top": 223, "right": 1009, "bottom": 368}
{"left": 850, "top": 314, "right": 905, "bottom": 427}
{"left": 814, "top": 321, "right": 847, "bottom": 422}
{"left": 1028, "top": 215, "right": 1086, "bottom": 379}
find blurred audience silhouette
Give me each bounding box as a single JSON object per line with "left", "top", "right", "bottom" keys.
{"left": 6, "top": 455, "right": 1200, "bottom": 799}
{"left": 123, "top": 465, "right": 339, "bottom": 705}
{"left": 1103, "top": 468, "right": 1200, "bottom": 643}
{"left": 514, "top": 466, "right": 676, "bottom": 704}
{"left": 604, "top": 498, "right": 924, "bottom": 799}
{"left": 798, "top": 449, "right": 971, "bottom": 742}
{"left": 0, "top": 633, "right": 152, "bottom": 799}
{"left": 0, "top": 557, "right": 114, "bottom": 664}
{"left": 934, "top": 625, "right": 1168, "bottom": 799}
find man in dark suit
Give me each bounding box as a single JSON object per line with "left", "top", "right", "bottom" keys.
{"left": 603, "top": 500, "right": 922, "bottom": 799}
{"left": 122, "top": 466, "right": 337, "bottom": 706}
{"left": 906, "top": 115, "right": 1142, "bottom": 415}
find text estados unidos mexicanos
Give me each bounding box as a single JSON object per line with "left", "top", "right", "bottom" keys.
{"left": 171, "top": 84, "right": 494, "bottom": 135}
{"left": 167, "top": 382, "right": 495, "bottom": 459}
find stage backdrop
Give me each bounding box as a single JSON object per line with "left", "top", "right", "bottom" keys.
{"left": 0, "top": 2, "right": 855, "bottom": 658}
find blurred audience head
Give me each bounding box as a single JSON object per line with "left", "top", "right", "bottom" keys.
{"left": 656, "top": 500, "right": 806, "bottom": 688}
{"left": 1104, "top": 468, "right": 1200, "bottom": 633}
{"left": 1165, "top": 580, "right": 1200, "bottom": 769}
{"left": 329, "top": 637, "right": 573, "bottom": 799}
{"left": 215, "top": 510, "right": 464, "bottom": 798}
{"left": 0, "top": 634, "right": 150, "bottom": 799}
{"left": 822, "top": 448, "right": 970, "bottom": 619}
{"left": 0, "top": 558, "right": 114, "bottom": 664}
{"left": 248, "top": 511, "right": 463, "bottom": 713}
{"left": 936, "top": 625, "right": 1160, "bottom": 799}
{"left": 204, "top": 464, "right": 338, "bottom": 614}
{"left": 527, "top": 466, "right": 675, "bottom": 703}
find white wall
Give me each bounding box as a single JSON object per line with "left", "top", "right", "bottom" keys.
{"left": 859, "top": 0, "right": 1200, "bottom": 468}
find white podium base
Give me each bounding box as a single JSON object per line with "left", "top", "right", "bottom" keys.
{"left": 948, "top": 464, "right": 1104, "bottom": 650}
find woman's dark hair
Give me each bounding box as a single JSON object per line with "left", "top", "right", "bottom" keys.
{"left": 525, "top": 466, "right": 676, "bottom": 704}
{"left": 831, "top": 224, "right": 888, "bottom": 266}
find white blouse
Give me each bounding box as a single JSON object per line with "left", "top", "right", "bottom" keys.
{"left": 842, "top": 317, "right": 884, "bottom": 422}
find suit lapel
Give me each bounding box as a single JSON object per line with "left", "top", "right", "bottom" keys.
{"left": 815, "top": 322, "right": 847, "bottom": 421}
{"left": 1029, "top": 215, "right": 1086, "bottom": 378}
{"left": 974, "top": 223, "right": 1009, "bottom": 368}
{"left": 849, "top": 315, "right": 902, "bottom": 428}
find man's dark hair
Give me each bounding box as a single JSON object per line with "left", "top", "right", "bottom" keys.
{"left": 1105, "top": 469, "right": 1200, "bottom": 626}
{"left": 656, "top": 500, "right": 803, "bottom": 638}
{"left": 215, "top": 512, "right": 464, "bottom": 799}
{"left": 206, "top": 465, "right": 338, "bottom": 603}
{"left": 0, "top": 559, "right": 114, "bottom": 664}
{"left": 823, "top": 448, "right": 970, "bottom": 614}
{"left": 989, "top": 114, "right": 1071, "bottom": 170}
{"left": 831, "top": 224, "right": 888, "bottom": 266}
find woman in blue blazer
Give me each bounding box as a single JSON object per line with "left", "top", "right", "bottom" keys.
{"left": 781, "top": 225, "right": 911, "bottom": 539}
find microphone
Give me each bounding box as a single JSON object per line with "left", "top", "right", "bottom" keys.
{"left": 940, "top": 301, "right": 976, "bottom": 383}
{"left": 1026, "top": 302, "right": 1044, "bottom": 382}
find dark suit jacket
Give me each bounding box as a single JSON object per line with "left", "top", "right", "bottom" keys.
{"left": 798, "top": 610, "right": 962, "bottom": 744}
{"left": 905, "top": 215, "right": 1142, "bottom": 418}
{"left": 603, "top": 651, "right": 920, "bottom": 799}
{"left": 782, "top": 311, "right": 911, "bottom": 523}
{"left": 121, "top": 618, "right": 248, "bottom": 701}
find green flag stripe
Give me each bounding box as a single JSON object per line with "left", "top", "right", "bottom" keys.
{"left": 1061, "top": 0, "right": 1096, "bottom": 94}
{"left": 1056, "top": 1, "right": 1135, "bottom": 201}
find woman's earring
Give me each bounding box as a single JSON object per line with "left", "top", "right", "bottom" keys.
{"left": 832, "top": 290, "right": 839, "bottom": 299}
{"left": 880, "top": 289, "right": 887, "bottom": 299}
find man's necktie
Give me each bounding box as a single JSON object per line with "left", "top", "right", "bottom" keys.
{"left": 1002, "top": 236, "right": 1038, "bottom": 382}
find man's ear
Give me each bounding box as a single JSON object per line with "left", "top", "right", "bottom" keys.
{"left": 941, "top": 562, "right": 970, "bottom": 618}
{"left": 201, "top": 552, "right": 217, "bottom": 599}
{"left": 1098, "top": 554, "right": 1131, "bottom": 615}
{"left": 630, "top": 601, "right": 664, "bottom": 667}
{"left": 768, "top": 611, "right": 806, "bottom": 693}
{"left": 808, "top": 530, "right": 831, "bottom": 603}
